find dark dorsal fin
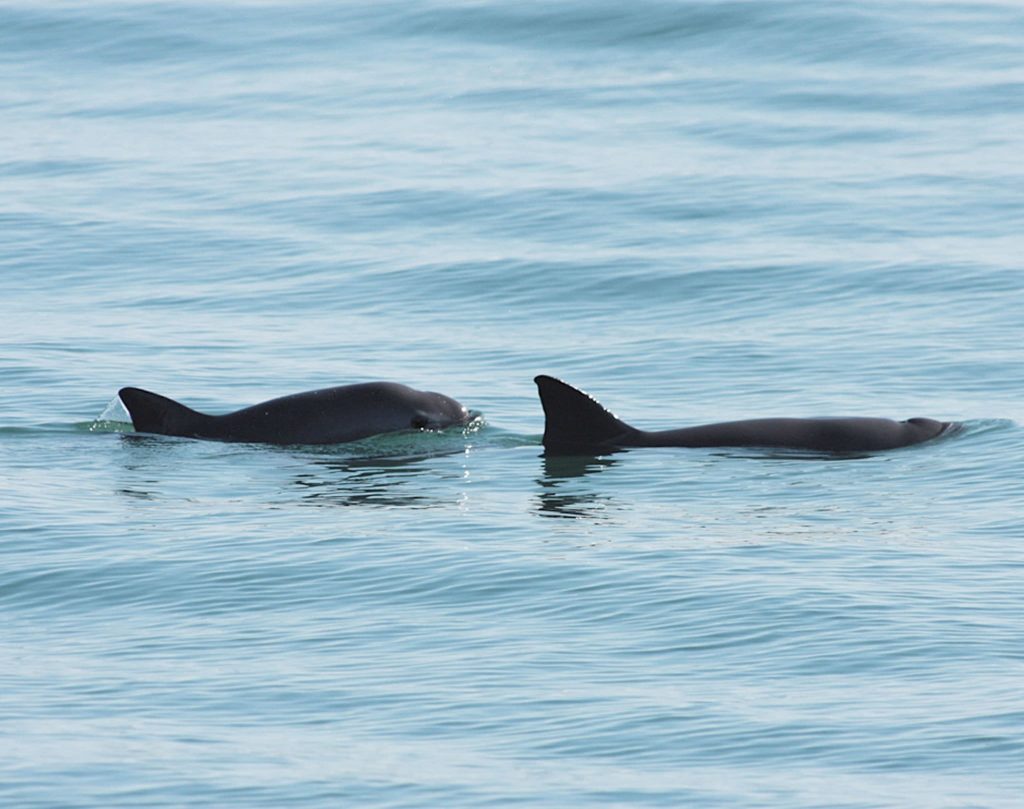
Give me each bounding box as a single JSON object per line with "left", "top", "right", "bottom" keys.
{"left": 118, "top": 387, "right": 205, "bottom": 437}
{"left": 534, "top": 375, "right": 637, "bottom": 454}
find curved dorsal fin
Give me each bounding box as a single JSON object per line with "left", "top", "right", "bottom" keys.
{"left": 118, "top": 387, "right": 205, "bottom": 437}
{"left": 534, "top": 375, "right": 637, "bottom": 454}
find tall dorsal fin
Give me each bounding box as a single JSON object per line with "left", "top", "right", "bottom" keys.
{"left": 534, "top": 375, "right": 637, "bottom": 454}
{"left": 118, "top": 387, "right": 205, "bottom": 437}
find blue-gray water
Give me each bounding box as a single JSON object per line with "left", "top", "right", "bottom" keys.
{"left": 3, "top": 2, "right": 1023, "bottom": 806}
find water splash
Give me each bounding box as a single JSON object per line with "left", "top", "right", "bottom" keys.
{"left": 88, "top": 394, "right": 132, "bottom": 433}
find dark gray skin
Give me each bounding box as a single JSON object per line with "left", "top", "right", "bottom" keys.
{"left": 119, "top": 382, "right": 471, "bottom": 445}
{"left": 535, "top": 376, "right": 957, "bottom": 455}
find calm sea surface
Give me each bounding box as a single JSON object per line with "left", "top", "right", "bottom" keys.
{"left": 3, "top": 1, "right": 1023, "bottom": 806}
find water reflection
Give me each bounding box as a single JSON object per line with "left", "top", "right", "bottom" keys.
{"left": 535, "top": 452, "right": 619, "bottom": 520}
{"left": 292, "top": 452, "right": 466, "bottom": 509}
{"left": 115, "top": 431, "right": 474, "bottom": 509}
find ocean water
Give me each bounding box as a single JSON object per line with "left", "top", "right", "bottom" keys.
{"left": 2, "top": 1, "right": 1023, "bottom": 806}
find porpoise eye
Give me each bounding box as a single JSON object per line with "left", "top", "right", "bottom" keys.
{"left": 411, "top": 414, "right": 430, "bottom": 430}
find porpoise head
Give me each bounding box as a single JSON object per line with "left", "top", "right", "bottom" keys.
{"left": 904, "top": 417, "right": 957, "bottom": 443}
{"left": 410, "top": 389, "right": 472, "bottom": 430}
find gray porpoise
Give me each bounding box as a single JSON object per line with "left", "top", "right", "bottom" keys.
{"left": 118, "top": 382, "right": 471, "bottom": 445}
{"left": 535, "top": 376, "right": 956, "bottom": 455}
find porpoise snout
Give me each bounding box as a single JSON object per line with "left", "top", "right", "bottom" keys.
{"left": 906, "top": 417, "right": 959, "bottom": 441}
